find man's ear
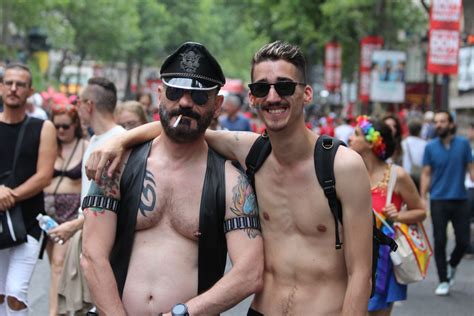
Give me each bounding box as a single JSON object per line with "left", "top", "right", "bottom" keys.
{"left": 303, "top": 85, "right": 313, "bottom": 105}
{"left": 214, "top": 94, "right": 224, "bottom": 118}
{"left": 27, "top": 87, "right": 35, "bottom": 98}
{"left": 248, "top": 90, "right": 256, "bottom": 108}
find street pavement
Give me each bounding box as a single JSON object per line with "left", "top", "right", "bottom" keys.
{"left": 28, "top": 219, "right": 474, "bottom": 316}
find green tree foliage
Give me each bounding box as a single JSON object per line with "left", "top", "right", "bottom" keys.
{"left": 319, "top": 0, "right": 428, "bottom": 81}
{"left": 2, "top": 0, "right": 428, "bottom": 86}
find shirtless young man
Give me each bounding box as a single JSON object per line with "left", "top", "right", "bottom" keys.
{"left": 86, "top": 41, "right": 373, "bottom": 315}
{"left": 80, "top": 43, "right": 263, "bottom": 316}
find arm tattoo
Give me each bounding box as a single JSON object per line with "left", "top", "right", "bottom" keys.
{"left": 98, "top": 171, "right": 121, "bottom": 197}
{"left": 139, "top": 170, "right": 157, "bottom": 217}
{"left": 84, "top": 168, "right": 121, "bottom": 217}
{"left": 84, "top": 182, "right": 107, "bottom": 216}
{"left": 230, "top": 173, "right": 260, "bottom": 238}
{"left": 233, "top": 132, "right": 241, "bottom": 142}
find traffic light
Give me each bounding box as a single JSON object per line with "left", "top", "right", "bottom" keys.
{"left": 27, "top": 27, "right": 50, "bottom": 53}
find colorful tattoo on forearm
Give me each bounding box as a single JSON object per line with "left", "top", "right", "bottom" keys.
{"left": 230, "top": 174, "right": 260, "bottom": 238}
{"left": 83, "top": 207, "right": 105, "bottom": 217}
{"left": 139, "top": 170, "right": 157, "bottom": 217}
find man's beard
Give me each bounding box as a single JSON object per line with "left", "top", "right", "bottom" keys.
{"left": 436, "top": 127, "right": 450, "bottom": 139}
{"left": 159, "top": 106, "right": 213, "bottom": 143}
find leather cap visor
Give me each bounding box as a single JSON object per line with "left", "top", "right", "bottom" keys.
{"left": 160, "top": 42, "right": 225, "bottom": 91}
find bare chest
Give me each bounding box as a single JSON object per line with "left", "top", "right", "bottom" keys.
{"left": 134, "top": 167, "right": 205, "bottom": 240}
{"left": 255, "top": 160, "right": 335, "bottom": 236}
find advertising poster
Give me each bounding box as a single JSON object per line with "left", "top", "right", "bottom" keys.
{"left": 458, "top": 46, "right": 474, "bottom": 92}
{"left": 359, "top": 36, "right": 384, "bottom": 103}
{"left": 324, "top": 42, "right": 342, "bottom": 92}
{"left": 370, "top": 50, "right": 406, "bottom": 103}
{"left": 427, "top": 0, "right": 462, "bottom": 74}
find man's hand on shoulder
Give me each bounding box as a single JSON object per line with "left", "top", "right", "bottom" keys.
{"left": 86, "top": 134, "right": 127, "bottom": 183}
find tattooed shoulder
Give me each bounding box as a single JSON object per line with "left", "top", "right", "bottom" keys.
{"left": 230, "top": 173, "right": 258, "bottom": 218}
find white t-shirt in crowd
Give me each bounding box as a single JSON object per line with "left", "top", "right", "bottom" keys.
{"left": 335, "top": 124, "right": 354, "bottom": 145}
{"left": 80, "top": 125, "right": 125, "bottom": 210}
{"left": 401, "top": 136, "right": 427, "bottom": 174}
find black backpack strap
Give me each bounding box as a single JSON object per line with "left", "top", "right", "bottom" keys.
{"left": 374, "top": 226, "right": 398, "bottom": 251}
{"left": 314, "top": 135, "right": 345, "bottom": 249}
{"left": 245, "top": 133, "right": 272, "bottom": 191}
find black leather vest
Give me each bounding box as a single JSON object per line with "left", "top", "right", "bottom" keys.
{"left": 110, "top": 141, "right": 227, "bottom": 297}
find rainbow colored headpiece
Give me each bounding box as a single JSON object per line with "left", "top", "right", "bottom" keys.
{"left": 356, "top": 115, "right": 386, "bottom": 159}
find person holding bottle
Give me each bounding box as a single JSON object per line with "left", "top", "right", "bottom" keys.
{"left": 43, "top": 102, "right": 88, "bottom": 316}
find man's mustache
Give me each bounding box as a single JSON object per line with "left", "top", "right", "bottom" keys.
{"left": 169, "top": 108, "right": 201, "bottom": 120}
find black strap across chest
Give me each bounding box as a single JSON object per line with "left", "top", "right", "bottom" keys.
{"left": 245, "top": 134, "right": 345, "bottom": 249}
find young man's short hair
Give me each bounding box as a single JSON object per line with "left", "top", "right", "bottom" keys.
{"left": 251, "top": 41, "right": 307, "bottom": 83}
{"left": 87, "top": 77, "right": 117, "bottom": 113}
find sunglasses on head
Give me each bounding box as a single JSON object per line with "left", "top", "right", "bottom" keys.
{"left": 165, "top": 87, "right": 211, "bottom": 106}
{"left": 55, "top": 124, "right": 71, "bottom": 130}
{"left": 248, "top": 81, "right": 306, "bottom": 98}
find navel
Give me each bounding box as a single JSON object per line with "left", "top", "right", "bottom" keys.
{"left": 263, "top": 212, "right": 270, "bottom": 221}
{"left": 317, "top": 224, "right": 327, "bottom": 233}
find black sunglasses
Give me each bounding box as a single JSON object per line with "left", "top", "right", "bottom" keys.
{"left": 248, "top": 81, "right": 306, "bottom": 98}
{"left": 55, "top": 124, "right": 71, "bottom": 130}
{"left": 165, "top": 87, "right": 210, "bottom": 106}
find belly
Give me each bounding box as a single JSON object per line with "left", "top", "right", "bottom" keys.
{"left": 122, "top": 226, "right": 198, "bottom": 315}
{"left": 253, "top": 232, "right": 348, "bottom": 315}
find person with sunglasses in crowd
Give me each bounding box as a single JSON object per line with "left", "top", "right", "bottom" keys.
{"left": 43, "top": 102, "right": 88, "bottom": 316}
{"left": 86, "top": 41, "right": 373, "bottom": 315}
{"left": 81, "top": 42, "right": 263, "bottom": 316}
{"left": 53, "top": 77, "right": 125, "bottom": 315}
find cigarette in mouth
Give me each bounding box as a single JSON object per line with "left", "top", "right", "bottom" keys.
{"left": 173, "top": 114, "right": 182, "bottom": 128}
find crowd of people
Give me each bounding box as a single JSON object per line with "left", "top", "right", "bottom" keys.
{"left": 0, "top": 40, "right": 472, "bottom": 316}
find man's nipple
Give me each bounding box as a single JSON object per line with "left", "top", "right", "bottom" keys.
{"left": 263, "top": 212, "right": 270, "bottom": 221}
{"left": 317, "top": 224, "right": 327, "bottom": 232}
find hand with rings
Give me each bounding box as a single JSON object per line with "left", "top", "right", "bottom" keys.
{"left": 48, "top": 232, "right": 64, "bottom": 245}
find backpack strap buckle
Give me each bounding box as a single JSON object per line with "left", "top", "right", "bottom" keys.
{"left": 323, "top": 183, "right": 337, "bottom": 199}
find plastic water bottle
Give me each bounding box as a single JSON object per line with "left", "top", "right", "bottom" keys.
{"left": 36, "top": 214, "right": 58, "bottom": 232}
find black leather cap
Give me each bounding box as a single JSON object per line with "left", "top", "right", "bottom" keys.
{"left": 160, "top": 42, "right": 225, "bottom": 90}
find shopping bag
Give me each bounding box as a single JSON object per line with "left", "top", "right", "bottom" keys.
{"left": 392, "top": 222, "right": 432, "bottom": 284}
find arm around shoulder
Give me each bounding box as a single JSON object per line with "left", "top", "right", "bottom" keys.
{"left": 205, "top": 130, "right": 260, "bottom": 166}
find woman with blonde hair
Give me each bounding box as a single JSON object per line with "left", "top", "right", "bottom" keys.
{"left": 43, "top": 103, "right": 88, "bottom": 316}
{"left": 115, "top": 101, "right": 148, "bottom": 130}
{"left": 349, "top": 116, "right": 426, "bottom": 316}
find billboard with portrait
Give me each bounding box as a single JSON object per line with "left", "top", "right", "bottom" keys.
{"left": 458, "top": 46, "right": 474, "bottom": 92}
{"left": 370, "top": 50, "right": 406, "bottom": 103}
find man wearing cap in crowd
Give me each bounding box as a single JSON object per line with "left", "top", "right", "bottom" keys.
{"left": 80, "top": 42, "right": 263, "bottom": 316}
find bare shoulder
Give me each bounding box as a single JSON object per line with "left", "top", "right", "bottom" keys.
{"left": 334, "top": 146, "right": 371, "bottom": 201}
{"left": 40, "top": 119, "right": 56, "bottom": 137}
{"left": 333, "top": 145, "right": 366, "bottom": 175}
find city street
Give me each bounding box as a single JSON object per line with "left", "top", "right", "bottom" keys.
{"left": 28, "top": 220, "right": 474, "bottom": 316}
